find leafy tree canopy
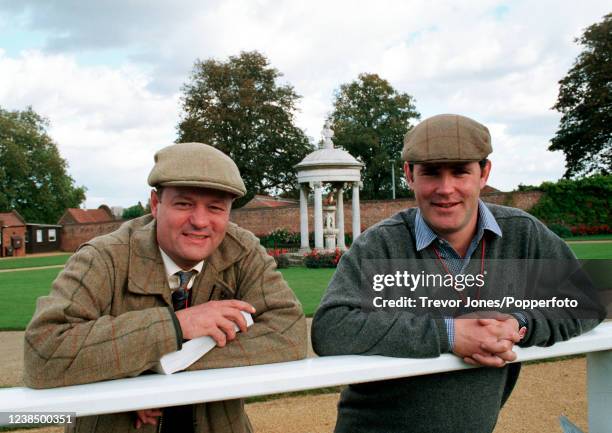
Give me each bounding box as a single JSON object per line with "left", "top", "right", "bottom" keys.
{"left": 330, "top": 73, "right": 420, "bottom": 199}
{"left": 0, "top": 106, "right": 86, "bottom": 223}
{"left": 550, "top": 13, "right": 612, "bottom": 178}
{"left": 122, "top": 202, "right": 146, "bottom": 220}
{"left": 177, "top": 51, "right": 312, "bottom": 207}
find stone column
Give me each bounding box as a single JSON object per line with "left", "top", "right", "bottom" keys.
{"left": 336, "top": 185, "right": 346, "bottom": 250}
{"left": 299, "top": 184, "right": 309, "bottom": 251}
{"left": 352, "top": 182, "right": 361, "bottom": 240}
{"left": 313, "top": 182, "right": 324, "bottom": 249}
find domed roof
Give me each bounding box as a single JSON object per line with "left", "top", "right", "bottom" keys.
{"left": 295, "top": 121, "right": 363, "bottom": 169}
{"left": 295, "top": 122, "right": 363, "bottom": 184}
{"left": 295, "top": 146, "right": 363, "bottom": 169}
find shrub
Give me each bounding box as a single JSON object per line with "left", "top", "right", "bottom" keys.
{"left": 527, "top": 175, "right": 611, "bottom": 233}
{"left": 267, "top": 248, "right": 290, "bottom": 268}
{"left": 304, "top": 248, "right": 343, "bottom": 268}
{"left": 548, "top": 223, "right": 573, "bottom": 238}
{"left": 260, "top": 228, "right": 301, "bottom": 248}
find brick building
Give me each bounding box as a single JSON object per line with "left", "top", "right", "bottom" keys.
{"left": 58, "top": 206, "right": 122, "bottom": 252}
{"left": 58, "top": 205, "right": 115, "bottom": 225}
{"left": 0, "top": 210, "right": 27, "bottom": 257}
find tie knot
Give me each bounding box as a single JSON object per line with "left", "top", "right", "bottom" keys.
{"left": 176, "top": 270, "right": 195, "bottom": 290}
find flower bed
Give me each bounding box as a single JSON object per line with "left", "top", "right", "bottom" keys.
{"left": 304, "top": 248, "right": 343, "bottom": 268}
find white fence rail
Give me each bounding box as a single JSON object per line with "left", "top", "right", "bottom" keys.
{"left": 2, "top": 322, "right": 612, "bottom": 431}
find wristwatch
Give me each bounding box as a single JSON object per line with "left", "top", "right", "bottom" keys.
{"left": 510, "top": 312, "right": 529, "bottom": 339}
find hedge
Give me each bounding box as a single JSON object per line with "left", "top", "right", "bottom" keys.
{"left": 526, "top": 175, "right": 611, "bottom": 236}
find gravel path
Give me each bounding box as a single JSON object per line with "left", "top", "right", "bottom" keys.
{"left": 3, "top": 328, "right": 587, "bottom": 433}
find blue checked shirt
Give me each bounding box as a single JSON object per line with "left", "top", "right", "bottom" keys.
{"left": 414, "top": 200, "right": 503, "bottom": 351}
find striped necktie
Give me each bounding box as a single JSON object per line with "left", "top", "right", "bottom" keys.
{"left": 172, "top": 270, "right": 195, "bottom": 311}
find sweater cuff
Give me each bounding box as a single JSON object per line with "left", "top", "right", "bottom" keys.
{"left": 167, "top": 306, "right": 184, "bottom": 351}
{"left": 433, "top": 317, "right": 451, "bottom": 353}
{"left": 444, "top": 317, "right": 455, "bottom": 352}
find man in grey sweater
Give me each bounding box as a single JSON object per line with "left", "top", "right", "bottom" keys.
{"left": 311, "top": 114, "right": 604, "bottom": 433}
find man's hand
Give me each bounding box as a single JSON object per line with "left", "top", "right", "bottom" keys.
{"left": 134, "top": 409, "right": 162, "bottom": 429}
{"left": 453, "top": 312, "right": 522, "bottom": 368}
{"left": 176, "top": 300, "right": 256, "bottom": 345}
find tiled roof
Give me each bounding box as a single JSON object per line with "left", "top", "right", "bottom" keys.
{"left": 243, "top": 195, "right": 298, "bottom": 209}
{"left": 482, "top": 185, "right": 502, "bottom": 194}
{"left": 59, "top": 208, "right": 114, "bottom": 224}
{"left": 0, "top": 210, "right": 26, "bottom": 227}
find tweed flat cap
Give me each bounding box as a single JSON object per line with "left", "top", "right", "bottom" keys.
{"left": 401, "top": 114, "right": 492, "bottom": 163}
{"left": 148, "top": 142, "right": 246, "bottom": 197}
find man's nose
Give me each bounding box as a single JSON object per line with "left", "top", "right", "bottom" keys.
{"left": 189, "top": 205, "right": 210, "bottom": 228}
{"left": 435, "top": 173, "right": 455, "bottom": 195}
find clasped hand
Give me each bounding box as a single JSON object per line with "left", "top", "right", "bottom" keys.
{"left": 453, "top": 312, "right": 526, "bottom": 368}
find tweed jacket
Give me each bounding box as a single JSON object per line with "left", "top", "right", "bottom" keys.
{"left": 24, "top": 215, "right": 307, "bottom": 433}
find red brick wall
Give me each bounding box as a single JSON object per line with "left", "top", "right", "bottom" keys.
{"left": 60, "top": 221, "right": 124, "bottom": 252}
{"left": 230, "top": 191, "right": 544, "bottom": 237}
{"left": 0, "top": 226, "right": 27, "bottom": 257}
{"left": 229, "top": 199, "right": 418, "bottom": 237}
{"left": 508, "top": 191, "right": 543, "bottom": 210}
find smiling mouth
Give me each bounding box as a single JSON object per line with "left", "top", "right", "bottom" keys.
{"left": 432, "top": 202, "right": 459, "bottom": 209}
{"left": 184, "top": 233, "right": 210, "bottom": 240}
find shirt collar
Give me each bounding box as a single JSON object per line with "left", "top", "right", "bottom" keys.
{"left": 159, "top": 248, "right": 205, "bottom": 279}
{"left": 415, "top": 199, "right": 502, "bottom": 252}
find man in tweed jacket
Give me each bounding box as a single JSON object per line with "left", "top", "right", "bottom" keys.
{"left": 24, "top": 142, "right": 307, "bottom": 433}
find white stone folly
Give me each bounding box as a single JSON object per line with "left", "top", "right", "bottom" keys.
{"left": 295, "top": 122, "right": 364, "bottom": 251}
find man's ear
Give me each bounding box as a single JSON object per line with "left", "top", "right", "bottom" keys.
{"left": 480, "top": 160, "right": 492, "bottom": 189}
{"left": 150, "top": 189, "right": 160, "bottom": 219}
{"left": 404, "top": 162, "right": 415, "bottom": 187}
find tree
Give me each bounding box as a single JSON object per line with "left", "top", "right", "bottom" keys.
{"left": 122, "top": 202, "right": 145, "bottom": 220}
{"left": 550, "top": 13, "right": 612, "bottom": 178}
{"left": 330, "top": 73, "right": 420, "bottom": 199}
{"left": 177, "top": 51, "right": 312, "bottom": 207}
{"left": 0, "top": 106, "right": 86, "bottom": 223}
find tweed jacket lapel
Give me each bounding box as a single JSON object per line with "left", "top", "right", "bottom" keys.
{"left": 126, "top": 218, "right": 172, "bottom": 306}
{"left": 189, "top": 264, "right": 218, "bottom": 305}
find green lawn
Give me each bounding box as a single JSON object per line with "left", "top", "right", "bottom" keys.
{"left": 281, "top": 268, "right": 336, "bottom": 316}
{"left": 0, "top": 268, "right": 61, "bottom": 330}
{"left": 564, "top": 234, "right": 612, "bottom": 242}
{"left": 0, "top": 241, "right": 609, "bottom": 330}
{"left": 568, "top": 242, "right": 612, "bottom": 259}
{"left": 0, "top": 254, "right": 71, "bottom": 270}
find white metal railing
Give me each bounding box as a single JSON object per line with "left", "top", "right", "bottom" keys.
{"left": 1, "top": 322, "right": 612, "bottom": 431}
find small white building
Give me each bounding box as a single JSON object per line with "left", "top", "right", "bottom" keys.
{"left": 294, "top": 122, "right": 363, "bottom": 251}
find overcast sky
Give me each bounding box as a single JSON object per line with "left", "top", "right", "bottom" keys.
{"left": 0, "top": 1, "right": 609, "bottom": 208}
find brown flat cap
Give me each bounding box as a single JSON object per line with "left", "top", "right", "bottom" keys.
{"left": 401, "top": 114, "right": 492, "bottom": 163}
{"left": 147, "top": 142, "right": 246, "bottom": 197}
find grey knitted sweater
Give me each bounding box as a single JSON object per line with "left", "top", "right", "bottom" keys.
{"left": 311, "top": 204, "right": 603, "bottom": 433}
